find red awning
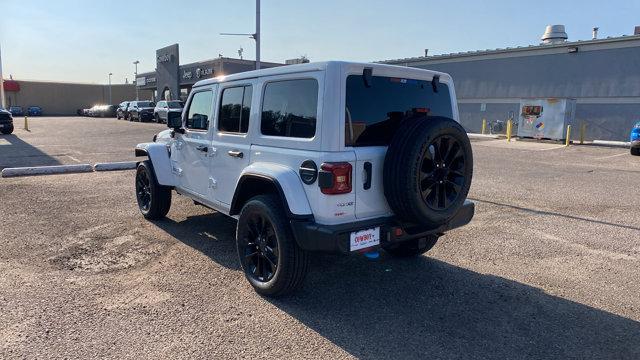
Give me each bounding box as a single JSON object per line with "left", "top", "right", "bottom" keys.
{"left": 3, "top": 80, "right": 20, "bottom": 92}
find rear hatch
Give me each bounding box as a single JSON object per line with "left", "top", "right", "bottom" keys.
{"left": 345, "top": 73, "right": 455, "bottom": 219}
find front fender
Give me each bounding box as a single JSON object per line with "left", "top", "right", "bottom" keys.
{"left": 134, "top": 142, "right": 176, "bottom": 186}
{"left": 237, "top": 163, "right": 312, "bottom": 216}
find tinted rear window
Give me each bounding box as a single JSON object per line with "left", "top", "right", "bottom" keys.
{"left": 138, "top": 101, "right": 155, "bottom": 107}
{"left": 345, "top": 75, "right": 453, "bottom": 147}
{"left": 261, "top": 79, "right": 318, "bottom": 138}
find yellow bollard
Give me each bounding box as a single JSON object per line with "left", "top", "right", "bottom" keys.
{"left": 579, "top": 122, "right": 586, "bottom": 144}
{"left": 565, "top": 125, "right": 572, "bottom": 147}
{"left": 481, "top": 118, "right": 487, "bottom": 135}
{"left": 506, "top": 119, "right": 512, "bottom": 142}
{"left": 24, "top": 115, "right": 29, "bottom": 131}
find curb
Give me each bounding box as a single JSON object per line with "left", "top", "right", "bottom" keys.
{"left": 467, "top": 133, "right": 501, "bottom": 139}
{"left": 1, "top": 164, "right": 94, "bottom": 178}
{"left": 94, "top": 161, "right": 137, "bottom": 172}
{"left": 592, "top": 140, "right": 630, "bottom": 148}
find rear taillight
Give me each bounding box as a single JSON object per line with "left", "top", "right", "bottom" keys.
{"left": 319, "top": 162, "right": 352, "bottom": 195}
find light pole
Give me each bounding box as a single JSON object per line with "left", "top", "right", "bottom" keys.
{"left": 108, "top": 72, "right": 113, "bottom": 104}
{"left": 220, "top": 0, "right": 261, "bottom": 70}
{"left": 133, "top": 60, "right": 139, "bottom": 100}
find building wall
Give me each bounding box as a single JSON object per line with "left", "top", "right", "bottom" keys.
{"left": 390, "top": 41, "right": 640, "bottom": 140}
{"left": 3, "top": 81, "right": 153, "bottom": 115}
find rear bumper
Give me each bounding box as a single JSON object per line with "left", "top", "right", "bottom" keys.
{"left": 291, "top": 200, "right": 475, "bottom": 253}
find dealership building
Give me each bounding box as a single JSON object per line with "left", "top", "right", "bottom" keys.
{"left": 382, "top": 25, "right": 640, "bottom": 141}
{"left": 135, "top": 44, "right": 283, "bottom": 102}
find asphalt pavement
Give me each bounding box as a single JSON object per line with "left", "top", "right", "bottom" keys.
{"left": 1, "top": 118, "right": 639, "bottom": 359}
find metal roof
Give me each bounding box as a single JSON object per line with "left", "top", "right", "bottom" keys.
{"left": 381, "top": 34, "right": 640, "bottom": 64}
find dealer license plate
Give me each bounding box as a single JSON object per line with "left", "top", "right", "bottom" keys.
{"left": 350, "top": 227, "right": 380, "bottom": 251}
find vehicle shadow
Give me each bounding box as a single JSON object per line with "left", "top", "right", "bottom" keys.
{"left": 152, "top": 211, "right": 240, "bottom": 270}
{"left": 152, "top": 212, "right": 640, "bottom": 359}
{"left": 0, "top": 134, "right": 62, "bottom": 169}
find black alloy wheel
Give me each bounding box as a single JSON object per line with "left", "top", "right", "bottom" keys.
{"left": 419, "top": 135, "right": 466, "bottom": 211}
{"left": 135, "top": 167, "right": 152, "bottom": 212}
{"left": 236, "top": 194, "right": 309, "bottom": 296}
{"left": 240, "top": 213, "right": 279, "bottom": 282}
{"left": 134, "top": 161, "right": 172, "bottom": 219}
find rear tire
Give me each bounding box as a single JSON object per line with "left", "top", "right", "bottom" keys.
{"left": 135, "top": 161, "right": 171, "bottom": 220}
{"left": 236, "top": 194, "right": 309, "bottom": 297}
{"left": 383, "top": 235, "right": 438, "bottom": 257}
{"left": 631, "top": 147, "right": 640, "bottom": 156}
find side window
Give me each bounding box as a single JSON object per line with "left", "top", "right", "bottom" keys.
{"left": 185, "top": 91, "right": 213, "bottom": 131}
{"left": 261, "top": 79, "right": 318, "bottom": 138}
{"left": 218, "top": 85, "right": 252, "bottom": 133}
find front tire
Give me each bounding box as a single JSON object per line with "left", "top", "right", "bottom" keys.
{"left": 631, "top": 147, "right": 640, "bottom": 156}
{"left": 236, "top": 195, "right": 309, "bottom": 297}
{"left": 383, "top": 235, "right": 438, "bottom": 257}
{"left": 1, "top": 125, "right": 14, "bottom": 135}
{"left": 135, "top": 161, "right": 171, "bottom": 220}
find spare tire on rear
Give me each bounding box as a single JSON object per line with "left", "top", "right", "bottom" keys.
{"left": 383, "top": 116, "right": 473, "bottom": 226}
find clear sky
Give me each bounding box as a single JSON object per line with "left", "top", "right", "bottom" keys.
{"left": 1, "top": 0, "right": 640, "bottom": 84}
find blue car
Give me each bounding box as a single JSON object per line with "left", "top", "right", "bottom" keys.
{"left": 27, "top": 106, "right": 42, "bottom": 116}
{"left": 631, "top": 121, "right": 640, "bottom": 156}
{"left": 9, "top": 106, "right": 23, "bottom": 117}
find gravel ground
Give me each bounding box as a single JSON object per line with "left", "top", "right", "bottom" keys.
{"left": 0, "top": 119, "right": 639, "bottom": 359}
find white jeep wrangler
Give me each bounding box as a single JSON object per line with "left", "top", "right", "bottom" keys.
{"left": 134, "top": 61, "right": 474, "bottom": 296}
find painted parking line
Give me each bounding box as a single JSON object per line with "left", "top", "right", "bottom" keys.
{"left": 596, "top": 152, "right": 629, "bottom": 160}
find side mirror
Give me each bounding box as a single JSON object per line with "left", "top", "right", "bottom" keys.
{"left": 167, "top": 112, "right": 183, "bottom": 130}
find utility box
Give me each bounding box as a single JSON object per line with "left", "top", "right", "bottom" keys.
{"left": 517, "top": 98, "right": 576, "bottom": 140}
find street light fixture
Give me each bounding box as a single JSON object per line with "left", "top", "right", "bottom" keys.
{"left": 221, "top": 0, "right": 261, "bottom": 70}
{"left": 133, "top": 60, "right": 140, "bottom": 100}
{"left": 108, "top": 72, "right": 113, "bottom": 105}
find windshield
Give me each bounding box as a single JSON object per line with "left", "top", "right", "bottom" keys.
{"left": 168, "top": 101, "right": 183, "bottom": 109}
{"left": 138, "top": 101, "right": 155, "bottom": 107}
{"left": 345, "top": 75, "right": 453, "bottom": 147}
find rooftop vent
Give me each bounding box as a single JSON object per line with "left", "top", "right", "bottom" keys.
{"left": 541, "top": 25, "right": 568, "bottom": 44}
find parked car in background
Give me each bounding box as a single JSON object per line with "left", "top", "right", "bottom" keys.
{"left": 0, "top": 107, "right": 14, "bottom": 134}
{"left": 9, "top": 106, "right": 23, "bottom": 117}
{"left": 27, "top": 106, "right": 43, "bottom": 116}
{"left": 153, "top": 100, "right": 184, "bottom": 123}
{"left": 630, "top": 121, "right": 640, "bottom": 156}
{"left": 116, "top": 101, "right": 130, "bottom": 120}
{"left": 84, "top": 104, "right": 116, "bottom": 117}
{"left": 101, "top": 105, "right": 117, "bottom": 117}
{"left": 127, "top": 101, "right": 155, "bottom": 122}
{"left": 87, "top": 105, "right": 102, "bottom": 117}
